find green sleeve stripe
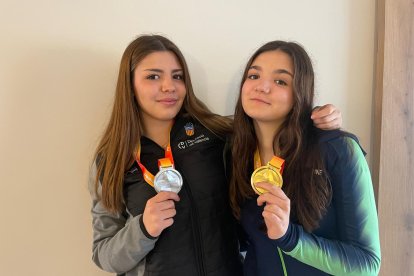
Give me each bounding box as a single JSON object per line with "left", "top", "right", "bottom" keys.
{"left": 285, "top": 138, "right": 380, "bottom": 275}
{"left": 278, "top": 247, "right": 288, "bottom": 276}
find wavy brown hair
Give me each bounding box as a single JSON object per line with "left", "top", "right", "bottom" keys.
{"left": 229, "top": 41, "right": 331, "bottom": 231}
{"left": 93, "top": 35, "right": 232, "bottom": 214}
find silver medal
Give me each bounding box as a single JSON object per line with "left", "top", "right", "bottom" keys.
{"left": 154, "top": 168, "right": 183, "bottom": 193}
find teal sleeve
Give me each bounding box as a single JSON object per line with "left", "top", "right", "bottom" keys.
{"left": 284, "top": 138, "right": 381, "bottom": 275}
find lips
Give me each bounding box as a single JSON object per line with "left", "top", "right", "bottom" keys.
{"left": 157, "top": 98, "right": 179, "bottom": 105}
{"left": 250, "top": 97, "right": 270, "bottom": 105}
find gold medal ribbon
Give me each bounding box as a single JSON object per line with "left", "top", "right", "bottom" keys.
{"left": 254, "top": 149, "right": 285, "bottom": 173}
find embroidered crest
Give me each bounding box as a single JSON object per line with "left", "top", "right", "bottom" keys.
{"left": 184, "top": 122, "right": 194, "bottom": 136}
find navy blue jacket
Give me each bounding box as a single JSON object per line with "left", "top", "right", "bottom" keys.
{"left": 240, "top": 131, "right": 381, "bottom": 275}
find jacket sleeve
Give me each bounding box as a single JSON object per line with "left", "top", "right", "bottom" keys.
{"left": 88, "top": 162, "right": 157, "bottom": 273}
{"left": 276, "top": 137, "right": 381, "bottom": 275}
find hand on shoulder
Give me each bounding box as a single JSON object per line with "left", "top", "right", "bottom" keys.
{"left": 311, "top": 104, "right": 342, "bottom": 130}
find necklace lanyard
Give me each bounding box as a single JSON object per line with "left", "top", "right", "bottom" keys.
{"left": 135, "top": 139, "right": 174, "bottom": 187}
{"left": 253, "top": 148, "right": 285, "bottom": 173}
{"left": 254, "top": 148, "right": 288, "bottom": 276}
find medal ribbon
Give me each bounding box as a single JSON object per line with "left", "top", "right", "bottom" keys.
{"left": 254, "top": 148, "right": 285, "bottom": 173}
{"left": 135, "top": 138, "right": 175, "bottom": 187}
{"left": 253, "top": 148, "right": 287, "bottom": 275}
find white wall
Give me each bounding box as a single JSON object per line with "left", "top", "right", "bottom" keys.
{"left": 0, "top": 1, "right": 375, "bottom": 275}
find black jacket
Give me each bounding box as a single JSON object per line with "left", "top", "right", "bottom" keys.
{"left": 123, "top": 115, "right": 242, "bottom": 275}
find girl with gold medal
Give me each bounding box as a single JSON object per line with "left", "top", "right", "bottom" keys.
{"left": 229, "top": 41, "right": 381, "bottom": 275}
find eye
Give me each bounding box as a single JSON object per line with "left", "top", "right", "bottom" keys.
{"left": 146, "top": 74, "right": 160, "bottom": 80}
{"left": 247, "top": 74, "right": 259, "bottom": 80}
{"left": 173, "top": 74, "right": 184, "bottom": 80}
{"left": 275, "top": 79, "right": 287, "bottom": 86}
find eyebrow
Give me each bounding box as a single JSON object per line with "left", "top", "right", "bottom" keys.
{"left": 143, "top": 68, "right": 183, "bottom": 73}
{"left": 249, "top": 65, "right": 293, "bottom": 77}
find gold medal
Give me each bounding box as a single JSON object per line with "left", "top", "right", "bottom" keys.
{"left": 251, "top": 150, "right": 285, "bottom": 195}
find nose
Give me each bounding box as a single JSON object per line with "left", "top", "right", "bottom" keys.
{"left": 255, "top": 80, "right": 271, "bottom": 93}
{"left": 161, "top": 77, "right": 176, "bottom": 93}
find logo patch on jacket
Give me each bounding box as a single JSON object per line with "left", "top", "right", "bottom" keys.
{"left": 184, "top": 122, "right": 194, "bottom": 136}
{"left": 314, "top": 169, "right": 323, "bottom": 176}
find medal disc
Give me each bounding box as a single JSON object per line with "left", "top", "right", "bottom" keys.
{"left": 251, "top": 166, "right": 283, "bottom": 195}
{"left": 154, "top": 168, "right": 183, "bottom": 193}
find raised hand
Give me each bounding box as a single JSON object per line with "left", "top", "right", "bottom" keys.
{"left": 311, "top": 104, "right": 342, "bottom": 130}
{"left": 256, "top": 182, "right": 290, "bottom": 240}
{"left": 142, "top": 191, "right": 180, "bottom": 237}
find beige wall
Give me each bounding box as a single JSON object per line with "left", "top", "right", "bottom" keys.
{"left": 0, "top": 1, "right": 375, "bottom": 275}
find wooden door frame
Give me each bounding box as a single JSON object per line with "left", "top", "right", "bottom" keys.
{"left": 373, "top": 0, "right": 414, "bottom": 274}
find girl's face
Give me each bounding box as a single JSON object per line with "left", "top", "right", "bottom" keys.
{"left": 133, "top": 51, "right": 186, "bottom": 126}
{"left": 241, "top": 50, "right": 294, "bottom": 124}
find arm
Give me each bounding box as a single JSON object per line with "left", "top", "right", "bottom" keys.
{"left": 278, "top": 137, "right": 381, "bottom": 275}
{"left": 89, "top": 163, "right": 157, "bottom": 273}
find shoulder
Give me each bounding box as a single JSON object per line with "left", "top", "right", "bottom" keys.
{"left": 313, "top": 129, "right": 366, "bottom": 172}
{"left": 314, "top": 129, "right": 365, "bottom": 155}
{"left": 88, "top": 160, "right": 100, "bottom": 200}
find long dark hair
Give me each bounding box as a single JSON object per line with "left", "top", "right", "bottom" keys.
{"left": 93, "top": 35, "right": 232, "bottom": 213}
{"left": 229, "top": 41, "right": 331, "bottom": 231}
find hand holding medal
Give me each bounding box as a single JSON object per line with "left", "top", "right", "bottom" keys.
{"left": 137, "top": 141, "right": 183, "bottom": 237}
{"left": 256, "top": 182, "right": 290, "bottom": 240}
{"left": 252, "top": 149, "right": 290, "bottom": 239}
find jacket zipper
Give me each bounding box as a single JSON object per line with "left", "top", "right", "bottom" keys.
{"left": 179, "top": 167, "right": 206, "bottom": 276}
